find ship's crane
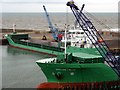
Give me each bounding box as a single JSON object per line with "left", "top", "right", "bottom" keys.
{"left": 67, "top": 1, "right": 120, "bottom": 76}
{"left": 43, "top": 5, "right": 59, "bottom": 41}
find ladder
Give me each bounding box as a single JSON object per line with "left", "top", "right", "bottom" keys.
{"left": 67, "top": 1, "right": 120, "bottom": 76}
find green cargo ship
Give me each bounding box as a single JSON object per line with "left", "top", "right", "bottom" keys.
{"left": 36, "top": 48, "right": 119, "bottom": 82}
{"left": 36, "top": 1, "right": 120, "bottom": 89}
{"left": 36, "top": 50, "right": 119, "bottom": 88}
{"left": 5, "top": 33, "right": 64, "bottom": 56}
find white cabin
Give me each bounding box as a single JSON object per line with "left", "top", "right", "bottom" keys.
{"left": 61, "top": 29, "right": 97, "bottom": 48}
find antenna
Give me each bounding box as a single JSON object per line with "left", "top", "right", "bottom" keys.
{"left": 64, "top": 24, "right": 67, "bottom": 59}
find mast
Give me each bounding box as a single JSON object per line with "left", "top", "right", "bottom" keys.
{"left": 64, "top": 24, "right": 67, "bottom": 59}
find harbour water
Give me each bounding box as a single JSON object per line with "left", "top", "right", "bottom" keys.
{"left": 2, "top": 46, "right": 53, "bottom": 88}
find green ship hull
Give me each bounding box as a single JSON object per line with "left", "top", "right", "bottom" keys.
{"left": 5, "top": 34, "right": 64, "bottom": 56}
{"left": 36, "top": 59, "right": 119, "bottom": 83}
{"left": 5, "top": 33, "right": 101, "bottom": 56}
{"left": 36, "top": 52, "right": 119, "bottom": 83}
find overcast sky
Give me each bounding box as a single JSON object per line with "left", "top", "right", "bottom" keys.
{"left": 1, "top": 0, "right": 119, "bottom": 13}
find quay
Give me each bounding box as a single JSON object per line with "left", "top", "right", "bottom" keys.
{"left": 0, "top": 29, "right": 53, "bottom": 45}
{"left": 1, "top": 29, "right": 120, "bottom": 55}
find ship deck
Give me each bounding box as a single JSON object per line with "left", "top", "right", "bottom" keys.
{"left": 73, "top": 52, "right": 102, "bottom": 59}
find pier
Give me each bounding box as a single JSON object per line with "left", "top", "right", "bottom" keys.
{"left": 1, "top": 29, "right": 120, "bottom": 55}
{"left": 0, "top": 29, "right": 53, "bottom": 45}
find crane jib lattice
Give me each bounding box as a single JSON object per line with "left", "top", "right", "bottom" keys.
{"left": 43, "top": 5, "right": 59, "bottom": 41}
{"left": 66, "top": 1, "right": 120, "bottom": 76}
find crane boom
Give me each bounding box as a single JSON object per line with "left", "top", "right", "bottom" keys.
{"left": 43, "top": 5, "right": 53, "bottom": 29}
{"left": 43, "top": 5, "right": 58, "bottom": 41}
{"left": 67, "top": 1, "right": 120, "bottom": 77}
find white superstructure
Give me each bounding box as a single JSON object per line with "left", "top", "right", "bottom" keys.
{"left": 61, "top": 28, "right": 97, "bottom": 48}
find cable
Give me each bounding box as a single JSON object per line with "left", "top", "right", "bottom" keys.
{"left": 85, "top": 10, "right": 112, "bottom": 31}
